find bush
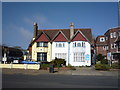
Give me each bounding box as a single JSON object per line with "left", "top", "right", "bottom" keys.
{"left": 95, "top": 64, "right": 111, "bottom": 70}
{"left": 96, "top": 54, "right": 105, "bottom": 61}
{"left": 101, "top": 59, "right": 108, "bottom": 64}
{"left": 111, "top": 63, "right": 120, "bottom": 69}
{"left": 50, "top": 57, "right": 66, "bottom": 67}
{"left": 96, "top": 54, "right": 108, "bottom": 64}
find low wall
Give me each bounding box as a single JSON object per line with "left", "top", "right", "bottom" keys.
{"left": 0, "top": 64, "right": 40, "bottom": 70}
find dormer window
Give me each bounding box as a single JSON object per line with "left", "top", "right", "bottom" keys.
{"left": 100, "top": 37, "right": 105, "bottom": 42}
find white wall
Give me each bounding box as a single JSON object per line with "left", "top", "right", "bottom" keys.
{"left": 69, "top": 41, "right": 91, "bottom": 66}
{"left": 52, "top": 42, "right": 69, "bottom": 65}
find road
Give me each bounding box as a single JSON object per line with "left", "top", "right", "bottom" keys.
{"left": 2, "top": 73, "right": 119, "bottom": 88}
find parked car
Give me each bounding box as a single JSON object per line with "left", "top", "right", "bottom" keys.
{"left": 21, "top": 60, "right": 40, "bottom": 64}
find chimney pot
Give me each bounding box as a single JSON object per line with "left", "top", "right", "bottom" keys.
{"left": 34, "top": 22, "right": 37, "bottom": 25}
{"left": 70, "top": 22, "right": 74, "bottom": 26}
{"left": 33, "top": 22, "right": 38, "bottom": 38}
{"left": 70, "top": 22, "right": 74, "bottom": 39}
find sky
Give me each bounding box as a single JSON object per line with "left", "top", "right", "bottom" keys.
{"left": 2, "top": 2, "right": 119, "bottom": 49}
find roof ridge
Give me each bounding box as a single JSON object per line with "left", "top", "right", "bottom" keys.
{"left": 38, "top": 28, "right": 91, "bottom": 31}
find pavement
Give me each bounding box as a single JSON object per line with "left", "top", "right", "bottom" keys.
{"left": 1, "top": 66, "right": 119, "bottom": 76}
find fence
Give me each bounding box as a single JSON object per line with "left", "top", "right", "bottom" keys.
{"left": 0, "top": 64, "right": 40, "bottom": 70}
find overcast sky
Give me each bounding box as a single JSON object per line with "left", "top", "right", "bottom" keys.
{"left": 2, "top": 2, "right": 118, "bottom": 49}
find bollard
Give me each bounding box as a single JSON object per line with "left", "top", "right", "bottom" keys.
{"left": 24, "top": 64, "right": 28, "bottom": 70}
{"left": 10, "top": 62, "right": 12, "bottom": 69}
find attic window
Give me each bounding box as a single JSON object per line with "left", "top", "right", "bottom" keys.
{"left": 100, "top": 37, "right": 105, "bottom": 42}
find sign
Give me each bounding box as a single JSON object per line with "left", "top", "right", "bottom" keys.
{"left": 85, "top": 54, "right": 90, "bottom": 60}
{"left": 107, "top": 52, "right": 111, "bottom": 60}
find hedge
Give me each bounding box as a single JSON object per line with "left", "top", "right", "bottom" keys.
{"left": 95, "top": 64, "right": 111, "bottom": 70}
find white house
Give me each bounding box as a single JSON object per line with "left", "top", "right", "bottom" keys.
{"left": 28, "top": 22, "right": 92, "bottom": 66}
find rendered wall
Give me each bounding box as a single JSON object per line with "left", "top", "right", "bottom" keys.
{"left": 69, "top": 41, "right": 91, "bottom": 66}
{"left": 32, "top": 42, "right": 52, "bottom": 62}
{"left": 52, "top": 42, "right": 69, "bottom": 65}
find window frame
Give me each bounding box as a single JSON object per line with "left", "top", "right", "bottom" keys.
{"left": 37, "top": 42, "right": 48, "bottom": 47}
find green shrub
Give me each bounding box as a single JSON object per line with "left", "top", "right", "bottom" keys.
{"left": 111, "top": 63, "right": 120, "bottom": 69}
{"left": 50, "top": 57, "right": 66, "bottom": 67}
{"left": 95, "top": 64, "right": 111, "bottom": 70}
{"left": 96, "top": 54, "right": 105, "bottom": 61}
{"left": 101, "top": 59, "right": 108, "bottom": 64}
{"left": 96, "top": 54, "right": 108, "bottom": 64}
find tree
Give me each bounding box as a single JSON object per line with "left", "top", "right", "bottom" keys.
{"left": 96, "top": 54, "right": 108, "bottom": 64}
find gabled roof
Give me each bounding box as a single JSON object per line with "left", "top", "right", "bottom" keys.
{"left": 35, "top": 31, "right": 50, "bottom": 42}
{"left": 37, "top": 28, "right": 92, "bottom": 41}
{"left": 104, "top": 27, "right": 120, "bottom": 35}
{"left": 71, "top": 30, "right": 89, "bottom": 42}
{"left": 52, "top": 30, "right": 69, "bottom": 42}
{"left": 28, "top": 28, "right": 92, "bottom": 46}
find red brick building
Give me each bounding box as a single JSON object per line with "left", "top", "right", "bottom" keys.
{"left": 95, "top": 27, "right": 120, "bottom": 63}
{"left": 95, "top": 35, "right": 108, "bottom": 59}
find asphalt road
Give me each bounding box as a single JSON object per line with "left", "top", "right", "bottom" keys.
{"left": 2, "top": 73, "right": 119, "bottom": 88}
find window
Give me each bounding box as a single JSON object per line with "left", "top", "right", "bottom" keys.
{"left": 74, "top": 52, "right": 85, "bottom": 62}
{"left": 106, "top": 37, "right": 108, "bottom": 40}
{"left": 56, "top": 43, "right": 58, "bottom": 47}
{"left": 111, "top": 44, "right": 114, "bottom": 49}
{"left": 110, "top": 32, "right": 116, "bottom": 38}
{"left": 82, "top": 42, "right": 85, "bottom": 47}
{"left": 110, "top": 33, "right": 113, "bottom": 38}
{"left": 114, "top": 43, "right": 116, "bottom": 48}
{"left": 56, "top": 43, "right": 65, "bottom": 47}
{"left": 113, "top": 32, "right": 116, "bottom": 38}
{"left": 111, "top": 43, "right": 116, "bottom": 49}
{"left": 55, "top": 53, "right": 67, "bottom": 60}
{"left": 103, "top": 46, "right": 108, "bottom": 50}
{"left": 37, "top": 53, "right": 47, "bottom": 61}
{"left": 100, "top": 37, "right": 105, "bottom": 42}
{"left": 37, "top": 42, "right": 48, "bottom": 47}
{"left": 77, "top": 43, "right": 81, "bottom": 47}
{"left": 74, "top": 42, "right": 76, "bottom": 47}
{"left": 103, "top": 46, "right": 106, "bottom": 50}
{"left": 73, "top": 42, "right": 85, "bottom": 47}
{"left": 59, "top": 43, "right": 62, "bottom": 47}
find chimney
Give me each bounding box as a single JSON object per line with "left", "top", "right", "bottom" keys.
{"left": 33, "top": 22, "right": 38, "bottom": 38}
{"left": 70, "top": 22, "right": 74, "bottom": 39}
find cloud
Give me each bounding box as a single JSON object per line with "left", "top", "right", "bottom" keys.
{"left": 23, "top": 14, "right": 49, "bottom": 26}
{"left": 9, "top": 24, "right": 33, "bottom": 42}
{"left": 19, "top": 27, "right": 33, "bottom": 40}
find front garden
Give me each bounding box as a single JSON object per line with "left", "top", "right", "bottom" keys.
{"left": 40, "top": 58, "right": 76, "bottom": 70}
{"left": 94, "top": 54, "right": 120, "bottom": 71}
